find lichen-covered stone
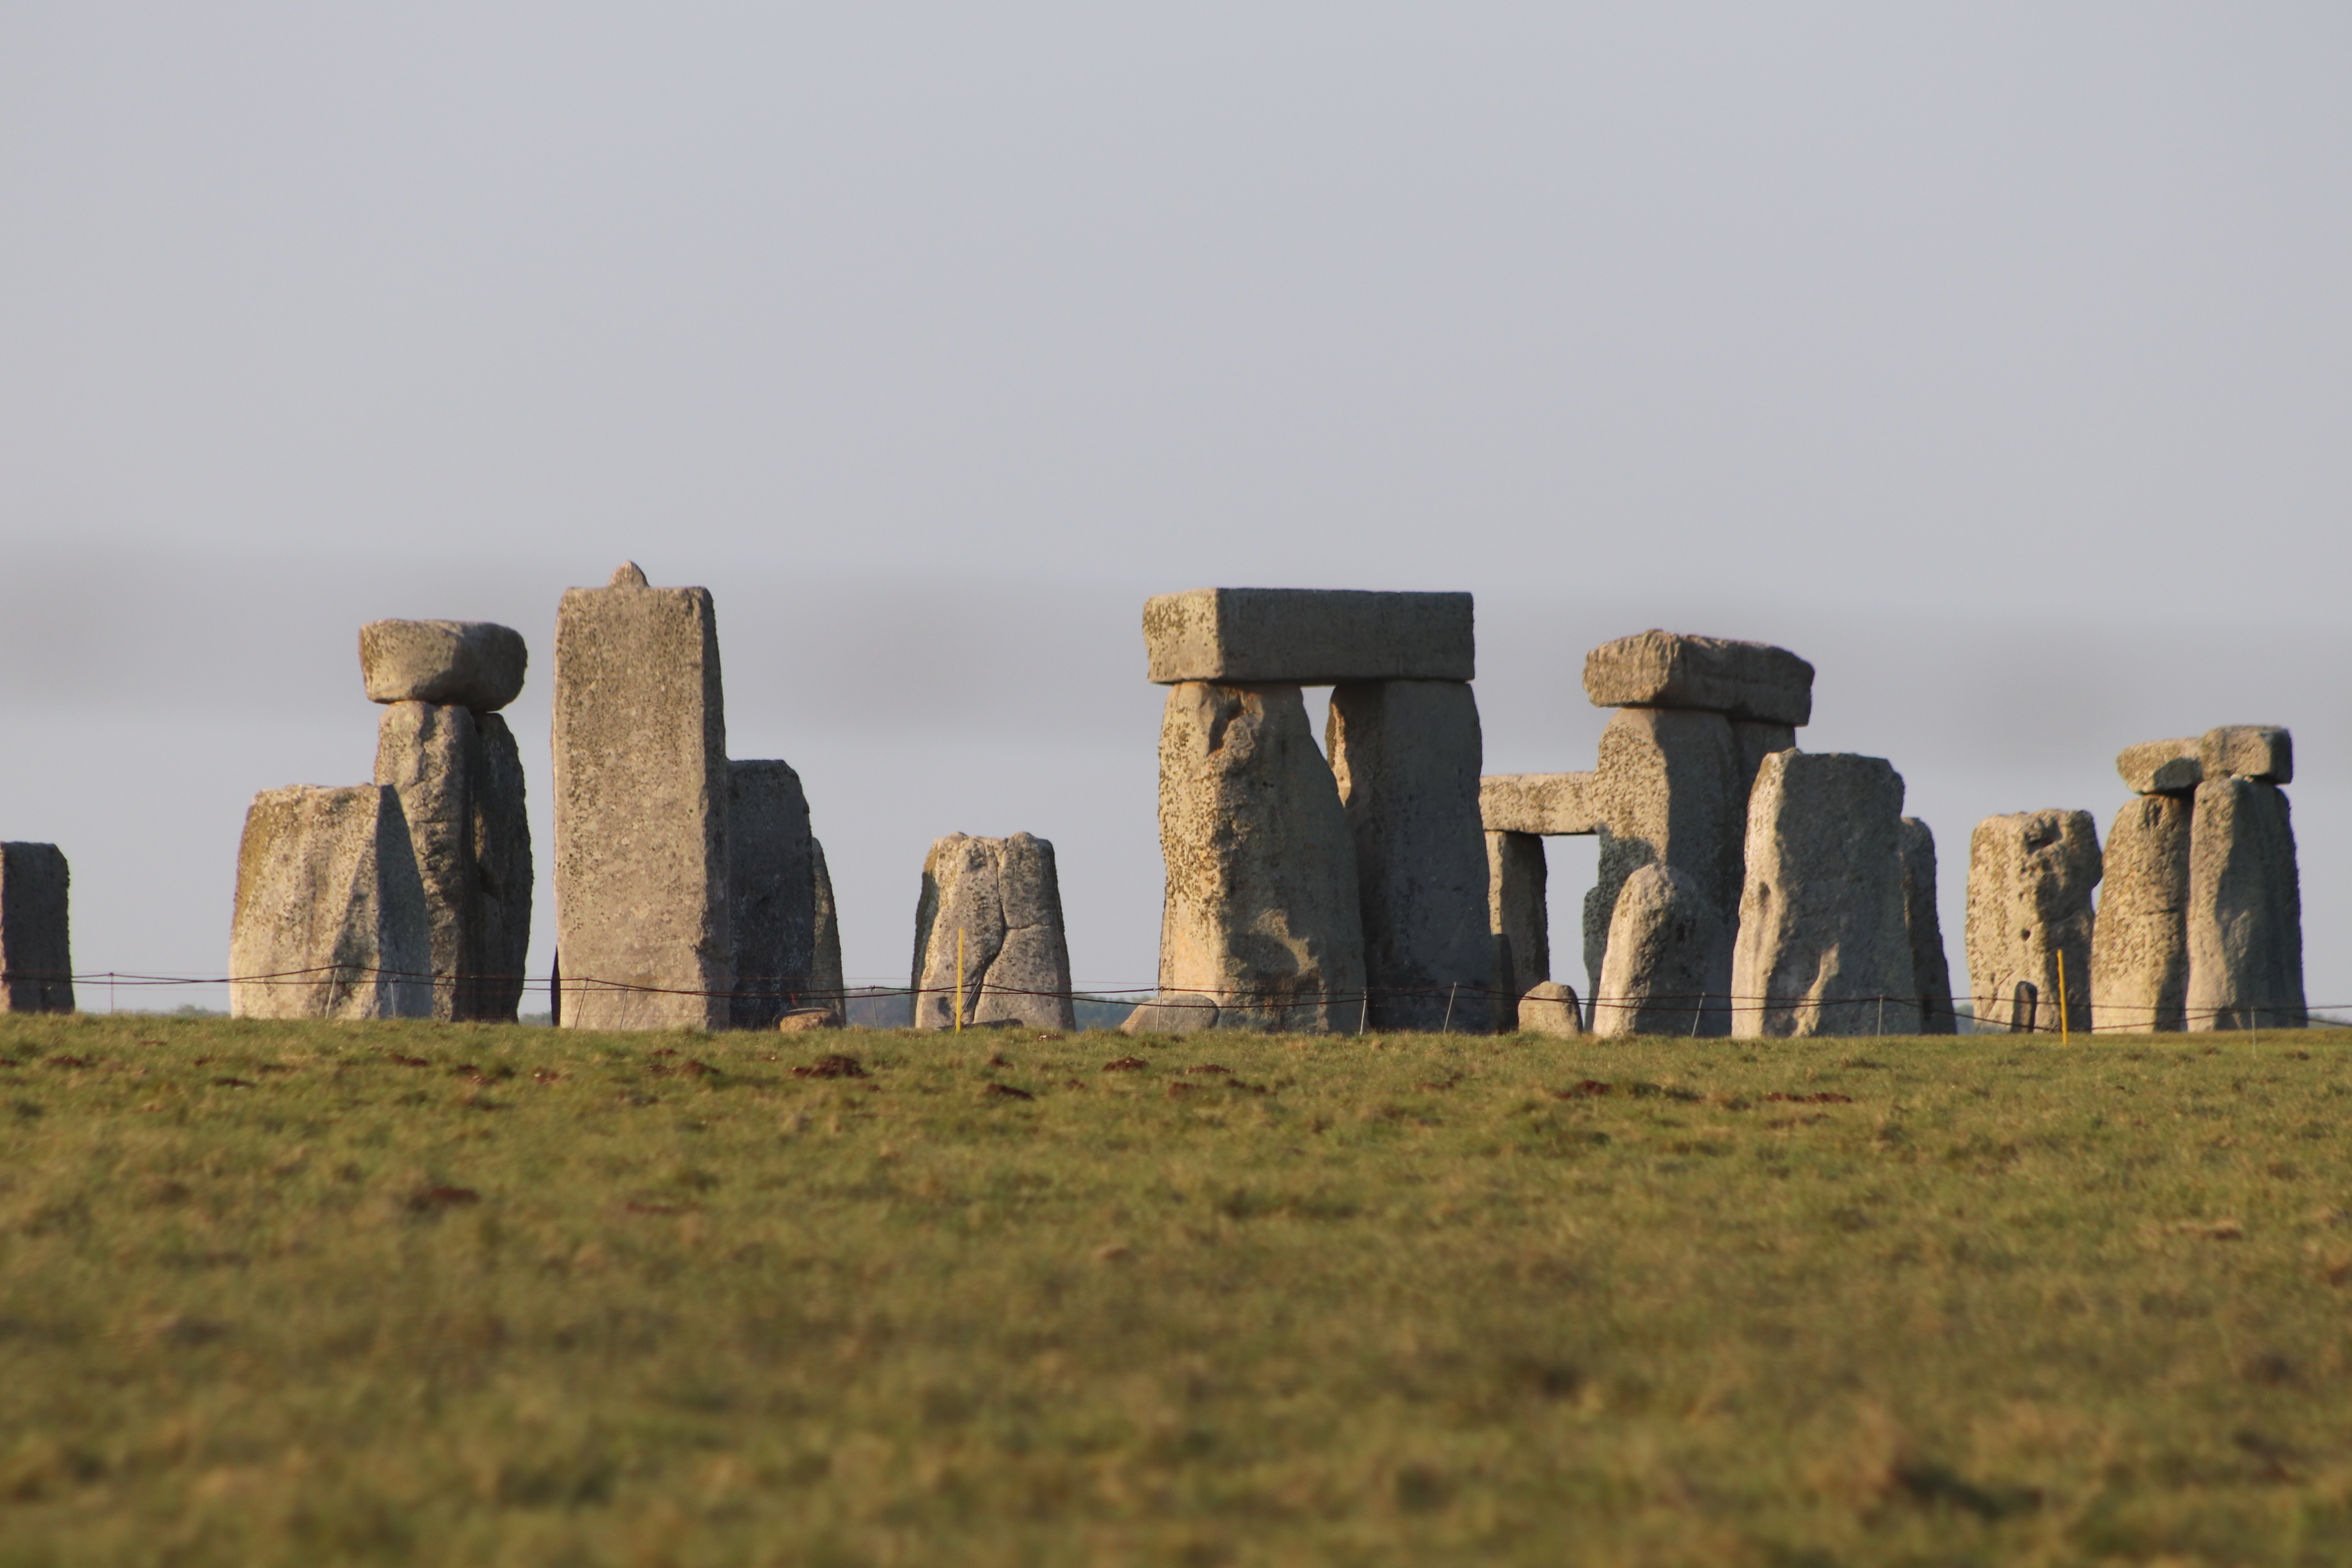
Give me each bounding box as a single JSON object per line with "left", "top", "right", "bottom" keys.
{"left": 229, "top": 785, "right": 430, "bottom": 1020}
{"left": 912, "top": 832, "right": 1075, "bottom": 1031}
{"left": 1730, "top": 753, "right": 1916, "bottom": 1037}
{"left": 1485, "top": 831, "right": 1548, "bottom": 1033}
{"left": 2186, "top": 777, "right": 2304, "bottom": 1030}
{"left": 1143, "top": 588, "right": 1474, "bottom": 684}
{"left": 359, "top": 620, "right": 528, "bottom": 713}
{"left": 1327, "top": 680, "right": 1490, "bottom": 1032}
{"left": 728, "top": 760, "right": 816, "bottom": 1029}
{"left": 1478, "top": 773, "right": 1597, "bottom": 836}
{"left": 1595, "top": 864, "right": 1729, "bottom": 1037}
{"left": 1965, "top": 810, "right": 2101, "bottom": 1034}
{"left": 2091, "top": 794, "right": 2192, "bottom": 1032}
{"left": 1582, "top": 630, "right": 1814, "bottom": 726}
{"left": 0, "top": 842, "right": 73, "bottom": 1014}
{"left": 1156, "top": 682, "right": 1364, "bottom": 1032}
{"left": 2116, "top": 739, "right": 2203, "bottom": 797}
{"left": 2200, "top": 725, "right": 2293, "bottom": 785}
{"left": 552, "top": 566, "right": 731, "bottom": 1030}
{"left": 1898, "top": 818, "right": 1956, "bottom": 1034}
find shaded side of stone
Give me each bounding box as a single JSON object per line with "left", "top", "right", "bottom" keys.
{"left": 1156, "top": 681, "right": 1365, "bottom": 1033}
{"left": 229, "top": 785, "right": 431, "bottom": 1021}
{"left": 552, "top": 575, "right": 731, "bottom": 1030}
{"left": 1486, "top": 830, "right": 1548, "bottom": 1033}
{"left": 1964, "top": 809, "right": 2102, "bottom": 1034}
{"left": 374, "top": 700, "right": 475, "bottom": 1022}
{"left": 1730, "top": 752, "right": 1917, "bottom": 1038}
{"left": 1595, "top": 864, "right": 1730, "bottom": 1037}
{"left": 1327, "top": 680, "right": 1490, "bottom": 1032}
{"left": 2091, "top": 794, "right": 2191, "bottom": 1033}
{"left": 1898, "top": 817, "right": 1956, "bottom": 1034}
{"left": 1478, "top": 773, "right": 1597, "bottom": 836}
{"left": 1582, "top": 708, "right": 1742, "bottom": 1033}
{"left": 0, "top": 843, "right": 74, "bottom": 1014}
{"left": 727, "top": 760, "right": 815, "bottom": 1029}
{"left": 464, "top": 711, "right": 532, "bottom": 1022}
{"left": 1582, "top": 630, "right": 1815, "bottom": 726}
{"left": 2186, "top": 777, "right": 2305, "bottom": 1030}
{"left": 810, "top": 839, "right": 845, "bottom": 1025}
{"left": 359, "top": 619, "right": 528, "bottom": 712}
{"left": 1143, "top": 588, "right": 1475, "bottom": 685}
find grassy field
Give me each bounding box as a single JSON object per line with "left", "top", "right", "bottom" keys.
{"left": 2, "top": 1014, "right": 2349, "bottom": 1566}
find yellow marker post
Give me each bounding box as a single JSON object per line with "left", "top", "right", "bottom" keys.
{"left": 955, "top": 929, "right": 965, "bottom": 1034}
{"left": 2056, "top": 949, "right": 2069, "bottom": 1044}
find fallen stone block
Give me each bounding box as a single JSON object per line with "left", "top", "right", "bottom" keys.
{"left": 229, "top": 785, "right": 431, "bottom": 1020}
{"left": 1327, "top": 680, "right": 1491, "bottom": 1032}
{"left": 1583, "top": 708, "right": 1743, "bottom": 1032}
{"left": 1156, "top": 681, "right": 1365, "bottom": 1031}
{"left": 1486, "top": 830, "right": 1548, "bottom": 1032}
{"left": 2186, "top": 776, "right": 2304, "bottom": 1030}
{"left": 1595, "top": 864, "right": 1729, "bottom": 1037}
{"left": 1582, "top": 630, "right": 1814, "bottom": 726}
{"left": 1120, "top": 992, "right": 1221, "bottom": 1034}
{"left": 777, "top": 1007, "right": 840, "bottom": 1033}
{"left": 1964, "top": 809, "right": 2101, "bottom": 1034}
{"left": 728, "top": 760, "right": 816, "bottom": 1030}
{"left": 359, "top": 620, "right": 528, "bottom": 713}
{"left": 912, "top": 832, "right": 1076, "bottom": 1031}
{"left": 2116, "top": 739, "right": 2202, "bottom": 796}
{"left": 1478, "top": 773, "right": 1597, "bottom": 836}
{"left": 1143, "top": 588, "right": 1475, "bottom": 684}
{"left": 1898, "top": 818, "right": 1956, "bottom": 1034}
{"left": 2200, "top": 725, "right": 2292, "bottom": 784}
{"left": 1517, "top": 981, "right": 1583, "bottom": 1037}
{"left": 0, "top": 843, "right": 74, "bottom": 1014}
{"left": 552, "top": 562, "right": 732, "bottom": 1030}
{"left": 1731, "top": 752, "right": 1916, "bottom": 1037}
{"left": 2091, "top": 794, "right": 2192, "bottom": 1032}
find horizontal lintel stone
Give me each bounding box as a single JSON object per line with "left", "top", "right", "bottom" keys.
{"left": 2116, "top": 738, "right": 2202, "bottom": 796}
{"left": 1479, "top": 773, "right": 1598, "bottom": 836}
{"left": 1143, "top": 588, "right": 1474, "bottom": 684}
{"left": 1581, "top": 629, "right": 1813, "bottom": 726}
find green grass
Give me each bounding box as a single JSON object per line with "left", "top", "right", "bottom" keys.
{"left": 2, "top": 1014, "right": 2350, "bottom": 1566}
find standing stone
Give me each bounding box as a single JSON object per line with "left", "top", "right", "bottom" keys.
{"left": 727, "top": 761, "right": 816, "bottom": 1029}
{"left": 2091, "top": 794, "right": 2192, "bottom": 1033}
{"left": 2117, "top": 739, "right": 2202, "bottom": 797}
{"left": 465, "top": 711, "right": 532, "bottom": 1022}
{"left": 1583, "top": 630, "right": 1815, "bottom": 726}
{"left": 1144, "top": 588, "right": 1475, "bottom": 684}
{"left": 359, "top": 620, "right": 528, "bottom": 712}
{"left": 1517, "top": 981, "right": 1583, "bottom": 1037}
{"left": 911, "top": 831, "right": 1075, "bottom": 1031}
{"left": 1965, "top": 810, "right": 2101, "bottom": 1035}
{"left": 0, "top": 843, "right": 74, "bottom": 1014}
{"left": 374, "top": 701, "right": 476, "bottom": 1022}
{"left": 1486, "top": 831, "right": 1548, "bottom": 1033}
{"left": 1898, "top": 818, "right": 1956, "bottom": 1034}
{"left": 1730, "top": 753, "right": 1917, "bottom": 1038}
{"left": 1583, "top": 708, "right": 1742, "bottom": 1031}
{"left": 2200, "top": 726, "right": 2292, "bottom": 785}
{"left": 2185, "top": 777, "right": 2304, "bottom": 1030}
{"left": 1731, "top": 721, "right": 1798, "bottom": 801}
{"left": 552, "top": 562, "right": 731, "bottom": 1030}
{"left": 1156, "top": 681, "right": 1365, "bottom": 1032}
{"left": 1326, "top": 680, "right": 1491, "bottom": 1031}
{"left": 1595, "top": 864, "right": 1728, "bottom": 1036}
{"left": 809, "top": 838, "right": 846, "bottom": 1025}
{"left": 229, "top": 785, "right": 430, "bottom": 1021}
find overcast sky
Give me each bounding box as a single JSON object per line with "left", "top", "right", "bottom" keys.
{"left": 3, "top": 4, "right": 2346, "bottom": 1018}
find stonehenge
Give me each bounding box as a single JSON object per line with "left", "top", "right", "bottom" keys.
{"left": 1898, "top": 818, "right": 1956, "bottom": 1034}
{"left": 728, "top": 760, "right": 818, "bottom": 1029}
{"left": 0, "top": 842, "right": 74, "bottom": 1014}
{"left": 911, "top": 831, "right": 1076, "bottom": 1031}
{"left": 1485, "top": 829, "right": 1549, "bottom": 1030}
{"left": 552, "top": 563, "right": 732, "bottom": 1030}
{"left": 2092, "top": 781, "right": 2194, "bottom": 1033}
{"left": 1729, "top": 751, "right": 1917, "bottom": 1037}
{"left": 230, "top": 785, "right": 431, "bottom": 1020}
{"left": 1597, "top": 863, "right": 1729, "bottom": 1037}
{"left": 1965, "top": 810, "right": 2101, "bottom": 1034}
{"left": 2187, "top": 773, "right": 2305, "bottom": 1031}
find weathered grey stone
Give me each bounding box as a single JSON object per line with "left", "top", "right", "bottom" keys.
{"left": 1327, "top": 680, "right": 1491, "bottom": 1032}
{"left": 1732, "top": 721, "right": 1798, "bottom": 799}
{"left": 1143, "top": 588, "right": 1474, "bottom": 684}
{"left": 465, "top": 711, "right": 532, "bottom": 1022}
{"left": 552, "top": 565, "right": 731, "bottom": 1030}
{"left": 1583, "top": 708, "right": 1742, "bottom": 1033}
{"left": 1517, "top": 980, "right": 1583, "bottom": 1037}
{"left": 2200, "top": 725, "right": 2293, "bottom": 785}
{"left": 2116, "top": 739, "right": 2202, "bottom": 797}
{"left": 2091, "top": 794, "right": 2192, "bottom": 1032}
{"left": 727, "top": 760, "right": 816, "bottom": 1029}
{"left": 809, "top": 839, "right": 845, "bottom": 1025}
{"left": 374, "top": 701, "right": 475, "bottom": 1022}
{"left": 1964, "top": 810, "right": 2101, "bottom": 1035}
{"left": 359, "top": 620, "right": 528, "bottom": 713}
{"left": 1583, "top": 630, "right": 1815, "bottom": 726}
{"left": 1730, "top": 752, "right": 1918, "bottom": 1037}
{"left": 1595, "top": 864, "right": 1729, "bottom": 1037}
{"left": 2186, "top": 777, "right": 2304, "bottom": 1030}
{"left": 1897, "top": 818, "right": 1956, "bottom": 1034}
{"left": 1156, "top": 681, "right": 1365, "bottom": 1032}
{"left": 1478, "top": 773, "right": 1597, "bottom": 836}
{"left": 1486, "top": 830, "right": 1548, "bottom": 1033}
{"left": 911, "top": 832, "right": 1076, "bottom": 1031}
{"left": 229, "top": 785, "right": 430, "bottom": 1021}
{"left": 0, "top": 843, "right": 73, "bottom": 1014}
{"left": 1120, "top": 992, "right": 1221, "bottom": 1034}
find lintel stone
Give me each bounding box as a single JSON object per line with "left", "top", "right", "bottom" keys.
{"left": 1479, "top": 773, "right": 1597, "bottom": 836}
{"left": 1582, "top": 630, "right": 1814, "bottom": 726}
{"left": 2117, "top": 739, "right": 2203, "bottom": 796}
{"left": 2200, "top": 725, "right": 2292, "bottom": 785}
{"left": 359, "top": 620, "right": 528, "bottom": 713}
{"left": 1143, "top": 588, "right": 1474, "bottom": 684}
